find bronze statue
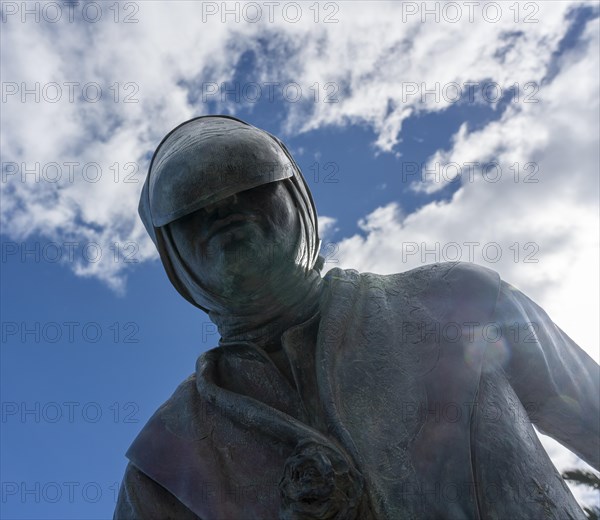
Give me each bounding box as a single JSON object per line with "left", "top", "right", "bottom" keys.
{"left": 115, "top": 116, "right": 599, "bottom": 519}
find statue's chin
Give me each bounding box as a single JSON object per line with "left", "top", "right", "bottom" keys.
{"left": 197, "top": 226, "right": 304, "bottom": 306}
{"left": 205, "top": 254, "right": 303, "bottom": 308}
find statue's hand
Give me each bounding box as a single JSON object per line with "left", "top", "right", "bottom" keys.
{"left": 279, "top": 439, "right": 364, "bottom": 520}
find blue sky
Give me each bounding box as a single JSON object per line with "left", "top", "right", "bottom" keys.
{"left": 1, "top": 2, "right": 599, "bottom": 518}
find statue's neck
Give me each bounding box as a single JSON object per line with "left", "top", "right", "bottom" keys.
{"left": 208, "top": 269, "right": 324, "bottom": 351}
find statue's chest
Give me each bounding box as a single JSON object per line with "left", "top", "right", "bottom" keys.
{"left": 306, "top": 290, "right": 486, "bottom": 518}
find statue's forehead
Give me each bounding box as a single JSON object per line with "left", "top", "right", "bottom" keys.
{"left": 148, "top": 120, "right": 294, "bottom": 227}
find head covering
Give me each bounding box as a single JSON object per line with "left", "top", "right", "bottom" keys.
{"left": 139, "top": 115, "right": 323, "bottom": 318}
{"left": 145, "top": 116, "right": 298, "bottom": 227}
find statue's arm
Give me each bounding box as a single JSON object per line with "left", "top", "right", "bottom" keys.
{"left": 114, "top": 462, "right": 203, "bottom": 520}
{"left": 492, "top": 280, "right": 600, "bottom": 470}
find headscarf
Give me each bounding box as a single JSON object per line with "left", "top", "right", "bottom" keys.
{"left": 139, "top": 115, "right": 324, "bottom": 347}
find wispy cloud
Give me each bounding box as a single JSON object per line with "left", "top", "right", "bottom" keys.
{"left": 2, "top": 1, "right": 589, "bottom": 290}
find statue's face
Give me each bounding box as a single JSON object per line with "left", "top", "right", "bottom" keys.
{"left": 168, "top": 180, "right": 301, "bottom": 298}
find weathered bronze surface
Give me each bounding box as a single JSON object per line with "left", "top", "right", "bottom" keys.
{"left": 115, "top": 116, "right": 599, "bottom": 519}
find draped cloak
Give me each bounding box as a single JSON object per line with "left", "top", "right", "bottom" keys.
{"left": 115, "top": 261, "right": 599, "bottom": 519}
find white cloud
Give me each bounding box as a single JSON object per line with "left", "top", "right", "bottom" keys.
{"left": 1, "top": 3, "right": 251, "bottom": 289}
{"left": 317, "top": 215, "right": 338, "bottom": 241}
{"left": 329, "top": 17, "right": 599, "bottom": 357}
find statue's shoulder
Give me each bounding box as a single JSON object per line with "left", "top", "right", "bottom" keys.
{"left": 401, "top": 261, "right": 501, "bottom": 293}
{"left": 328, "top": 262, "right": 501, "bottom": 322}
{"left": 395, "top": 262, "right": 501, "bottom": 321}
{"left": 149, "top": 371, "right": 209, "bottom": 439}
{"left": 126, "top": 370, "right": 212, "bottom": 465}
